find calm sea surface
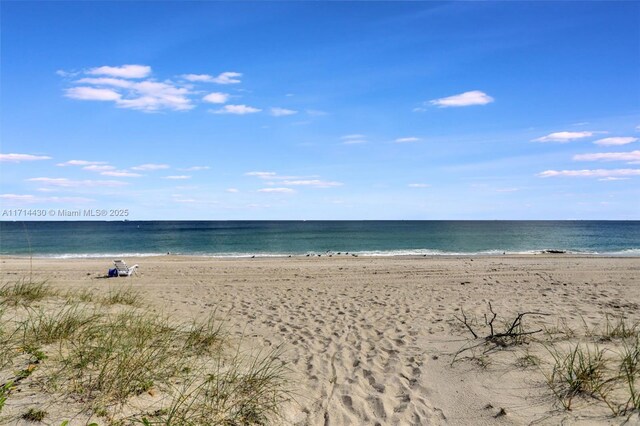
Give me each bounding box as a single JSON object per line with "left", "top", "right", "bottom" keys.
{"left": 0, "top": 221, "right": 638, "bottom": 258}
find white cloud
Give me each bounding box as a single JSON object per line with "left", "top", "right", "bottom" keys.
{"left": 212, "top": 104, "right": 261, "bottom": 115}
{"left": 270, "top": 107, "right": 297, "bottom": 117}
{"left": 342, "top": 134, "right": 365, "bottom": 140}
{"left": 533, "top": 131, "right": 593, "bottom": 143}
{"left": 87, "top": 64, "right": 151, "bottom": 79}
{"left": 203, "top": 92, "right": 230, "bottom": 104}
{"left": 115, "top": 81, "right": 193, "bottom": 111}
{"left": 226, "top": 188, "right": 239, "bottom": 193}
{"left": 68, "top": 76, "right": 193, "bottom": 112}
{"left": 246, "top": 171, "right": 277, "bottom": 179}
{"left": 56, "top": 70, "right": 79, "bottom": 78}
{"left": 182, "top": 72, "right": 242, "bottom": 84}
{"left": 395, "top": 137, "right": 421, "bottom": 143}
{"left": 258, "top": 187, "right": 294, "bottom": 193}
{"left": 538, "top": 169, "right": 640, "bottom": 178}
{"left": 181, "top": 74, "right": 215, "bottom": 82}
{"left": 341, "top": 134, "right": 367, "bottom": 145}
{"left": 211, "top": 72, "right": 242, "bottom": 84}
{"left": 57, "top": 160, "right": 107, "bottom": 167}
{"left": 429, "top": 90, "right": 494, "bottom": 107}
{"left": 598, "top": 177, "right": 630, "bottom": 182}
{"left": 164, "top": 175, "right": 191, "bottom": 180}
{"left": 0, "top": 194, "right": 37, "bottom": 202}
{"left": 593, "top": 137, "right": 638, "bottom": 146}
{"left": 1, "top": 153, "right": 52, "bottom": 163}
{"left": 65, "top": 87, "right": 122, "bottom": 101}
{"left": 408, "top": 183, "right": 430, "bottom": 188}
{"left": 180, "top": 166, "right": 210, "bottom": 171}
{"left": 0, "top": 194, "right": 94, "bottom": 204}
{"left": 76, "top": 77, "right": 134, "bottom": 88}
{"left": 131, "top": 163, "right": 170, "bottom": 171}
{"left": 573, "top": 151, "right": 640, "bottom": 163}
{"left": 83, "top": 165, "right": 116, "bottom": 172}
{"left": 27, "top": 178, "right": 128, "bottom": 187}
{"left": 281, "top": 179, "right": 342, "bottom": 188}
{"left": 100, "top": 170, "right": 143, "bottom": 177}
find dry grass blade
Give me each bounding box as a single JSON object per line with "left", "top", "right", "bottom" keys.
{"left": 0, "top": 280, "right": 56, "bottom": 306}
{"left": 101, "top": 287, "right": 141, "bottom": 307}
{"left": 142, "top": 346, "right": 291, "bottom": 425}
{"left": 58, "top": 310, "right": 183, "bottom": 407}
{"left": 20, "top": 304, "right": 99, "bottom": 346}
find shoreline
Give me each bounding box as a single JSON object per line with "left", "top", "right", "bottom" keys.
{"left": 2, "top": 251, "right": 640, "bottom": 260}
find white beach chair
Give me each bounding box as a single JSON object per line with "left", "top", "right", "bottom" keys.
{"left": 113, "top": 259, "right": 138, "bottom": 277}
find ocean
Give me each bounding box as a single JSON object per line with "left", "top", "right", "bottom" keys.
{"left": 0, "top": 221, "right": 638, "bottom": 258}
{"left": 0, "top": 221, "right": 640, "bottom": 258}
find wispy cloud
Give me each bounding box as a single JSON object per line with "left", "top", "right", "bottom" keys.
{"left": 538, "top": 169, "right": 640, "bottom": 178}
{"left": 429, "top": 90, "right": 494, "bottom": 107}
{"left": 0, "top": 194, "right": 95, "bottom": 203}
{"left": 180, "top": 166, "right": 210, "bottom": 171}
{"left": 100, "top": 170, "right": 143, "bottom": 177}
{"left": 57, "top": 160, "right": 107, "bottom": 167}
{"left": 341, "top": 134, "right": 367, "bottom": 145}
{"left": 270, "top": 107, "right": 297, "bottom": 117}
{"left": 65, "top": 67, "right": 193, "bottom": 112}
{"left": 182, "top": 72, "right": 242, "bottom": 84}
{"left": 202, "top": 92, "right": 229, "bottom": 104}
{"left": 115, "top": 81, "right": 192, "bottom": 112}
{"left": 408, "top": 183, "right": 430, "bottom": 188}
{"left": 211, "top": 72, "right": 242, "bottom": 84}
{"left": 67, "top": 82, "right": 192, "bottom": 112}
{"left": 258, "top": 187, "right": 294, "bottom": 193}
{"left": 280, "top": 179, "right": 342, "bottom": 188}
{"left": 598, "top": 177, "right": 630, "bottom": 182}
{"left": 1, "top": 153, "right": 52, "bottom": 163}
{"left": 65, "top": 87, "right": 122, "bottom": 101}
{"left": 212, "top": 104, "right": 261, "bottom": 115}
{"left": 87, "top": 64, "right": 151, "bottom": 79}
{"left": 245, "top": 171, "right": 276, "bottom": 179}
{"left": 593, "top": 137, "right": 638, "bottom": 146}
{"left": 83, "top": 165, "right": 115, "bottom": 172}
{"left": 226, "top": 188, "right": 239, "bottom": 193}
{"left": 164, "top": 175, "right": 191, "bottom": 180}
{"left": 27, "top": 177, "right": 128, "bottom": 187}
{"left": 573, "top": 151, "right": 640, "bottom": 163}
{"left": 131, "top": 163, "right": 170, "bottom": 171}
{"left": 533, "top": 131, "right": 593, "bottom": 143}
{"left": 395, "top": 137, "right": 421, "bottom": 143}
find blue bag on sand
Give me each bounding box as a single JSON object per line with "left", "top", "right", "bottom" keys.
{"left": 108, "top": 268, "right": 118, "bottom": 277}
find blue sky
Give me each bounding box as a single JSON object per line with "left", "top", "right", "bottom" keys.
{"left": 1, "top": 1, "right": 639, "bottom": 220}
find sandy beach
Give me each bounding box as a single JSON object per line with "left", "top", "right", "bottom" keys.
{"left": 1, "top": 255, "right": 639, "bottom": 425}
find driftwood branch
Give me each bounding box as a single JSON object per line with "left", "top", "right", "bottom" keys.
{"left": 454, "top": 308, "right": 478, "bottom": 339}
{"left": 453, "top": 303, "right": 551, "bottom": 363}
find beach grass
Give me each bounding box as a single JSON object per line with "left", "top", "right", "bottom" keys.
{"left": 0, "top": 281, "right": 291, "bottom": 424}
{"left": 100, "top": 286, "right": 142, "bottom": 307}
{"left": 0, "top": 280, "right": 56, "bottom": 306}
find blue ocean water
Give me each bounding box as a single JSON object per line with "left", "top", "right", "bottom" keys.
{"left": 0, "top": 221, "right": 638, "bottom": 257}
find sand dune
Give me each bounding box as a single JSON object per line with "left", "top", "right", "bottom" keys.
{"left": 1, "top": 255, "right": 639, "bottom": 425}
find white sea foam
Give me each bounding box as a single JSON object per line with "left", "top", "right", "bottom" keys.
{"left": 18, "top": 247, "right": 640, "bottom": 259}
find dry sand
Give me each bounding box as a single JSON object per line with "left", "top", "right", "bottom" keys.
{"left": 2, "top": 255, "right": 640, "bottom": 425}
